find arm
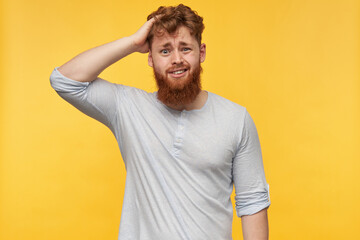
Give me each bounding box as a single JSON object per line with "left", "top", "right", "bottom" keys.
{"left": 241, "top": 208, "right": 269, "bottom": 240}
{"left": 49, "top": 18, "right": 156, "bottom": 131}
{"left": 232, "top": 110, "right": 271, "bottom": 239}
{"left": 57, "top": 17, "right": 156, "bottom": 82}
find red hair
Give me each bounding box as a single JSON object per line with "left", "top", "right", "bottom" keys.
{"left": 147, "top": 4, "right": 205, "bottom": 48}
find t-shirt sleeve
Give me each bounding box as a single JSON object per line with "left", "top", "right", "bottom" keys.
{"left": 49, "top": 67, "right": 119, "bottom": 134}
{"left": 232, "top": 109, "right": 270, "bottom": 217}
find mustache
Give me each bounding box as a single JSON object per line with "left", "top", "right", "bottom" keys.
{"left": 167, "top": 64, "right": 189, "bottom": 72}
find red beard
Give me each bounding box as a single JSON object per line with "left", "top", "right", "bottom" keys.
{"left": 154, "top": 63, "right": 202, "bottom": 107}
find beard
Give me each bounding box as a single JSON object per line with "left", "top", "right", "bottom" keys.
{"left": 153, "top": 63, "right": 202, "bottom": 107}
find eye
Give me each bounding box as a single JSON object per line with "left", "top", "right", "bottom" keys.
{"left": 183, "top": 48, "right": 191, "bottom": 52}
{"left": 160, "top": 49, "right": 169, "bottom": 54}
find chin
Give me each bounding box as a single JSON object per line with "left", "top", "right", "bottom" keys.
{"left": 167, "top": 76, "right": 191, "bottom": 90}
{"left": 153, "top": 65, "right": 202, "bottom": 106}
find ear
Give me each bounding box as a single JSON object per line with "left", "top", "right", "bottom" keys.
{"left": 148, "top": 49, "right": 154, "bottom": 67}
{"left": 199, "top": 43, "right": 206, "bottom": 63}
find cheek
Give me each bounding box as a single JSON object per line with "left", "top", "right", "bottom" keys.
{"left": 152, "top": 58, "right": 168, "bottom": 70}
{"left": 153, "top": 63, "right": 166, "bottom": 75}
{"left": 185, "top": 54, "right": 200, "bottom": 66}
{"left": 187, "top": 59, "right": 200, "bottom": 70}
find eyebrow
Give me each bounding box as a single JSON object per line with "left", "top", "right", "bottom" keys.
{"left": 160, "top": 41, "right": 192, "bottom": 48}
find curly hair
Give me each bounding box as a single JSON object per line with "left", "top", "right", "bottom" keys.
{"left": 147, "top": 4, "right": 205, "bottom": 48}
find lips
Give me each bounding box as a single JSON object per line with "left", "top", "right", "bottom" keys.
{"left": 168, "top": 68, "right": 189, "bottom": 78}
{"left": 172, "top": 69, "right": 186, "bottom": 74}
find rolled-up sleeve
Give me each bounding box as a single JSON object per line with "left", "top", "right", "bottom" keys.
{"left": 49, "top": 67, "right": 119, "bottom": 134}
{"left": 233, "top": 110, "right": 270, "bottom": 217}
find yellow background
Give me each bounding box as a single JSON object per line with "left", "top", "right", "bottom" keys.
{"left": 1, "top": 0, "right": 359, "bottom": 239}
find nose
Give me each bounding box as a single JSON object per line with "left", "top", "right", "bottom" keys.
{"left": 171, "top": 50, "right": 183, "bottom": 65}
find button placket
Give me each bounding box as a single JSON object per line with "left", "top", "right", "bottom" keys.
{"left": 172, "top": 111, "right": 187, "bottom": 156}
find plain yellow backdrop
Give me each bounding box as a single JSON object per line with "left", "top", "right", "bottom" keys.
{"left": 1, "top": 0, "right": 359, "bottom": 239}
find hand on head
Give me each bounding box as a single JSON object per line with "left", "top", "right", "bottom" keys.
{"left": 131, "top": 16, "right": 161, "bottom": 54}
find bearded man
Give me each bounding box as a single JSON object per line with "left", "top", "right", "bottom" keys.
{"left": 50, "top": 4, "right": 270, "bottom": 240}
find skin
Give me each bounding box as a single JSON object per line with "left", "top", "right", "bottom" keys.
{"left": 241, "top": 208, "right": 269, "bottom": 240}
{"left": 148, "top": 25, "right": 207, "bottom": 111}
{"left": 56, "top": 18, "right": 158, "bottom": 83}
{"left": 57, "top": 17, "right": 269, "bottom": 239}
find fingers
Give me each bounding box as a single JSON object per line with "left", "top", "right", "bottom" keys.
{"left": 138, "top": 14, "right": 164, "bottom": 37}
{"left": 141, "top": 16, "right": 158, "bottom": 33}
{"left": 131, "top": 15, "right": 162, "bottom": 53}
{"left": 145, "top": 14, "right": 164, "bottom": 28}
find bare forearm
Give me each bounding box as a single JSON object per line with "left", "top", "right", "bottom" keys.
{"left": 57, "top": 36, "right": 137, "bottom": 82}
{"left": 57, "top": 18, "right": 156, "bottom": 82}
{"left": 241, "top": 208, "right": 269, "bottom": 240}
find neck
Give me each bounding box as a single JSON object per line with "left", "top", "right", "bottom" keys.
{"left": 164, "top": 90, "right": 208, "bottom": 111}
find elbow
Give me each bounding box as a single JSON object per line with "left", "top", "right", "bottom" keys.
{"left": 49, "top": 67, "right": 90, "bottom": 93}
{"left": 56, "top": 65, "right": 96, "bottom": 82}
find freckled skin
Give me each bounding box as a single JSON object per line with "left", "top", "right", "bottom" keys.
{"left": 148, "top": 26, "right": 206, "bottom": 82}
{"left": 148, "top": 26, "right": 207, "bottom": 110}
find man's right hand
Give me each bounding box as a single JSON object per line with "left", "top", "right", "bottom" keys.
{"left": 130, "top": 17, "right": 157, "bottom": 53}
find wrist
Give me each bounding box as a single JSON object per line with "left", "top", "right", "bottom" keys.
{"left": 127, "top": 34, "right": 149, "bottom": 54}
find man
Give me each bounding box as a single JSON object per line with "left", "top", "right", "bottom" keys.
{"left": 50, "top": 4, "right": 270, "bottom": 240}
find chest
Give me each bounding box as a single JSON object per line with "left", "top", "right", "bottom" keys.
{"left": 119, "top": 103, "right": 238, "bottom": 174}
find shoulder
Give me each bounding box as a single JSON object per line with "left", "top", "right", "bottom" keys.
{"left": 110, "top": 83, "right": 157, "bottom": 105}
{"left": 207, "top": 92, "right": 253, "bottom": 153}
{"left": 113, "top": 83, "right": 148, "bottom": 95}
{"left": 208, "top": 91, "right": 247, "bottom": 118}
{"left": 207, "top": 91, "right": 249, "bottom": 136}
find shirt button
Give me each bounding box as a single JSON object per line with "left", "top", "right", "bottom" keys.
{"left": 179, "top": 125, "right": 184, "bottom": 130}
{"left": 176, "top": 138, "right": 182, "bottom": 143}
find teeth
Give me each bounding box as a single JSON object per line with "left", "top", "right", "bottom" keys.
{"left": 173, "top": 70, "right": 185, "bottom": 74}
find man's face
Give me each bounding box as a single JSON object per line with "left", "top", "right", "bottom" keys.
{"left": 148, "top": 25, "right": 206, "bottom": 107}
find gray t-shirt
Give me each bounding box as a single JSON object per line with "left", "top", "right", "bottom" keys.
{"left": 50, "top": 67, "right": 270, "bottom": 240}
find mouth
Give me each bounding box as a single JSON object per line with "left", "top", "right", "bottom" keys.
{"left": 168, "top": 68, "right": 188, "bottom": 78}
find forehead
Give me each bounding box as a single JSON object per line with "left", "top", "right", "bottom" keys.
{"left": 152, "top": 25, "right": 197, "bottom": 47}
